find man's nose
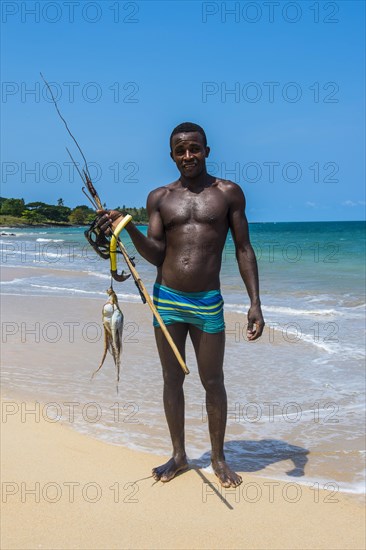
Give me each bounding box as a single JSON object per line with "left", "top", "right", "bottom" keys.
{"left": 184, "top": 149, "right": 193, "bottom": 159}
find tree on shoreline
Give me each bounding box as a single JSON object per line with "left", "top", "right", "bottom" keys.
{"left": 0, "top": 197, "right": 148, "bottom": 224}
{"left": 69, "top": 205, "right": 95, "bottom": 225}
{"left": 25, "top": 202, "right": 71, "bottom": 222}
{"left": 0, "top": 198, "right": 25, "bottom": 217}
{"left": 21, "top": 210, "right": 47, "bottom": 224}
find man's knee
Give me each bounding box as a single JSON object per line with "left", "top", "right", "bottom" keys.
{"left": 201, "top": 373, "right": 224, "bottom": 393}
{"left": 162, "top": 367, "right": 185, "bottom": 388}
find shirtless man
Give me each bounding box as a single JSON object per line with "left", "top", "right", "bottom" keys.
{"left": 98, "top": 122, "right": 264, "bottom": 488}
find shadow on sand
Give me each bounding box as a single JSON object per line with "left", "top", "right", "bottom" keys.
{"left": 190, "top": 438, "right": 309, "bottom": 477}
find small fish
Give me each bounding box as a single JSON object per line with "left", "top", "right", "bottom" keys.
{"left": 91, "top": 287, "right": 124, "bottom": 393}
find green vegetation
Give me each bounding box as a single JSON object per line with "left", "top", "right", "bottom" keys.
{"left": 0, "top": 197, "right": 148, "bottom": 227}
{"left": 0, "top": 214, "right": 30, "bottom": 226}
{"left": 0, "top": 198, "right": 25, "bottom": 217}
{"left": 116, "top": 205, "right": 148, "bottom": 223}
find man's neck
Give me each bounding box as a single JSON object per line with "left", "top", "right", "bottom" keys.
{"left": 179, "top": 171, "right": 212, "bottom": 191}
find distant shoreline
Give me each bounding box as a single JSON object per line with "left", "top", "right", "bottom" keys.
{"left": 0, "top": 221, "right": 147, "bottom": 229}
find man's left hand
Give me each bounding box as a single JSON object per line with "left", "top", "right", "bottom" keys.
{"left": 246, "top": 304, "right": 265, "bottom": 341}
{"left": 96, "top": 209, "right": 124, "bottom": 235}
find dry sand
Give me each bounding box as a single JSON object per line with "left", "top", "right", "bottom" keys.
{"left": 1, "top": 407, "right": 364, "bottom": 550}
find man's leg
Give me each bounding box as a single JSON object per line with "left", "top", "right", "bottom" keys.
{"left": 189, "top": 326, "right": 242, "bottom": 488}
{"left": 152, "top": 323, "right": 189, "bottom": 482}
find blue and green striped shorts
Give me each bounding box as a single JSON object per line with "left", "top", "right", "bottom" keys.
{"left": 153, "top": 283, "right": 225, "bottom": 334}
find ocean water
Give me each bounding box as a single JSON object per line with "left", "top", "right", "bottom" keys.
{"left": 1, "top": 221, "right": 365, "bottom": 495}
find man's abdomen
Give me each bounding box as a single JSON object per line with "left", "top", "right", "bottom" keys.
{"left": 160, "top": 238, "right": 224, "bottom": 292}
{"left": 156, "top": 218, "right": 228, "bottom": 291}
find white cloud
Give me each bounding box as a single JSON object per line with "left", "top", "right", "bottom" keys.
{"left": 341, "top": 200, "right": 365, "bottom": 207}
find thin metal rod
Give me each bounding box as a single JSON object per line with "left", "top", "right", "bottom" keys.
{"left": 66, "top": 147, "right": 86, "bottom": 185}
{"left": 40, "top": 72, "right": 92, "bottom": 181}
{"left": 82, "top": 187, "right": 99, "bottom": 209}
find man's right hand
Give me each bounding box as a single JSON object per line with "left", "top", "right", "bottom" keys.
{"left": 96, "top": 209, "right": 124, "bottom": 235}
{"left": 246, "top": 304, "right": 265, "bottom": 341}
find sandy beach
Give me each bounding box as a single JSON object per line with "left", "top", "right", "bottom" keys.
{"left": 1, "top": 402, "right": 365, "bottom": 550}
{"left": 1, "top": 266, "right": 365, "bottom": 549}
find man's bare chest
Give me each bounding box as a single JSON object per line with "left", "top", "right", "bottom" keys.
{"left": 160, "top": 189, "right": 228, "bottom": 228}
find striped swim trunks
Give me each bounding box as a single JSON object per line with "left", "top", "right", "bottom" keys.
{"left": 153, "top": 283, "right": 225, "bottom": 334}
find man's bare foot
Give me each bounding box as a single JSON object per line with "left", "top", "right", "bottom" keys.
{"left": 212, "top": 459, "right": 242, "bottom": 488}
{"left": 152, "top": 456, "right": 189, "bottom": 482}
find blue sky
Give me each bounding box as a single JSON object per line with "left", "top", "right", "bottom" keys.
{"left": 1, "top": 0, "right": 365, "bottom": 222}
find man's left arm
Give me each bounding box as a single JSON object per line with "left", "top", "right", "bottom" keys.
{"left": 227, "top": 183, "right": 265, "bottom": 341}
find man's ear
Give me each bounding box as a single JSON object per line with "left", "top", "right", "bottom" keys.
{"left": 170, "top": 151, "right": 174, "bottom": 160}
{"left": 205, "top": 146, "right": 210, "bottom": 158}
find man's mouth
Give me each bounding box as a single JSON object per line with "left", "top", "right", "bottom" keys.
{"left": 183, "top": 161, "right": 197, "bottom": 168}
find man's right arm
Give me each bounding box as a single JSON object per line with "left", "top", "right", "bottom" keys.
{"left": 125, "top": 188, "right": 166, "bottom": 266}
{"left": 97, "top": 188, "right": 166, "bottom": 267}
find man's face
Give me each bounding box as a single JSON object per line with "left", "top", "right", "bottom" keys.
{"left": 170, "top": 132, "right": 210, "bottom": 179}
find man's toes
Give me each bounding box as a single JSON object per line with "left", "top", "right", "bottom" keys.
{"left": 160, "top": 474, "right": 171, "bottom": 483}
{"left": 233, "top": 475, "right": 242, "bottom": 487}
{"left": 219, "top": 475, "right": 231, "bottom": 488}
{"left": 214, "top": 466, "right": 243, "bottom": 488}
{"left": 161, "top": 467, "right": 180, "bottom": 482}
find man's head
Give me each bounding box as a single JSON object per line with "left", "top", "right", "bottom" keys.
{"left": 170, "top": 122, "right": 207, "bottom": 150}
{"left": 170, "top": 122, "right": 210, "bottom": 179}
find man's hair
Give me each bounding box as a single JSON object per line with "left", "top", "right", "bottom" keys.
{"left": 170, "top": 122, "right": 207, "bottom": 149}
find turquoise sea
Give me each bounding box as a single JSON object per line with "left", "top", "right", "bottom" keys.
{"left": 1, "top": 221, "right": 365, "bottom": 495}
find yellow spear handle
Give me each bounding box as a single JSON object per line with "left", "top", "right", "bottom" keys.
{"left": 110, "top": 216, "right": 190, "bottom": 375}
